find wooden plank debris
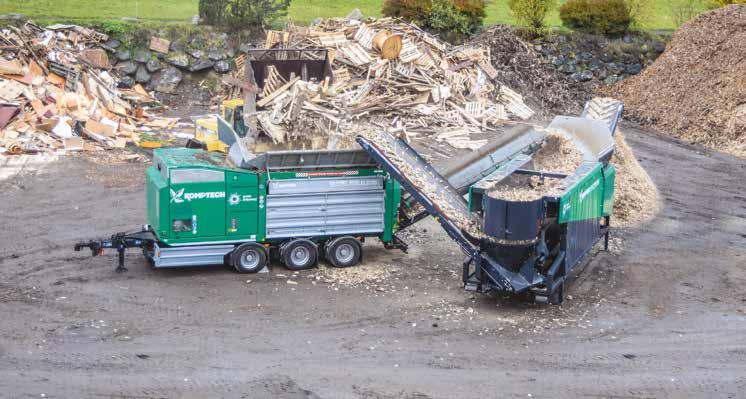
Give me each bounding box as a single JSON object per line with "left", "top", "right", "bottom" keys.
{"left": 149, "top": 37, "right": 171, "bottom": 54}
{"left": 332, "top": 68, "right": 351, "bottom": 88}
{"left": 257, "top": 77, "right": 301, "bottom": 108}
{"left": 265, "top": 30, "right": 290, "bottom": 49}
{"left": 398, "top": 38, "right": 422, "bottom": 63}
{"left": 78, "top": 49, "right": 111, "bottom": 69}
{"left": 338, "top": 42, "right": 372, "bottom": 66}
{"left": 317, "top": 32, "right": 347, "bottom": 47}
{"left": 0, "top": 22, "right": 187, "bottom": 157}
{"left": 499, "top": 86, "right": 535, "bottom": 119}
{"left": 86, "top": 119, "right": 115, "bottom": 137}
{"left": 354, "top": 24, "right": 375, "bottom": 49}
{"left": 261, "top": 65, "right": 287, "bottom": 97}
{"left": 0, "top": 79, "right": 26, "bottom": 101}
{"left": 63, "top": 136, "right": 84, "bottom": 151}
{"left": 0, "top": 59, "right": 24, "bottom": 75}
{"left": 213, "top": 17, "right": 537, "bottom": 150}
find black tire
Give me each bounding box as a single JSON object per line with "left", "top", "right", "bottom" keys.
{"left": 231, "top": 243, "right": 268, "bottom": 273}
{"left": 325, "top": 237, "right": 362, "bottom": 268}
{"left": 142, "top": 243, "right": 155, "bottom": 267}
{"left": 282, "top": 240, "right": 317, "bottom": 271}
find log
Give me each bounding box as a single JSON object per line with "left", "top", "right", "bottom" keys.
{"left": 372, "top": 31, "right": 402, "bottom": 60}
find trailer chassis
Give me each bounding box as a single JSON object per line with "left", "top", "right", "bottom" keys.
{"left": 75, "top": 225, "right": 409, "bottom": 273}
{"left": 74, "top": 226, "right": 156, "bottom": 272}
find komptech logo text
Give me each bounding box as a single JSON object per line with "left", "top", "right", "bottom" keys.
{"left": 170, "top": 189, "right": 225, "bottom": 203}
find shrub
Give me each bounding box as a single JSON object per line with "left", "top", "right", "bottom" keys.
{"left": 382, "top": 0, "right": 485, "bottom": 40}
{"left": 507, "top": 0, "right": 556, "bottom": 36}
{"left": 428, "top": 0, "right": 470, "bottom": 35}
{"left": 559, "top": 0, "right": 633, "bottom": 35}
{"left": 452, "top": 0, "right": 488, "bottom": 33}
{"left": 382, "top": 0, "right": 432, "bottom": 26}
{"left": 97, "top": 21, "right": 136, "bottom": 38}
{"left": 199, "top": 0, "right": 227, "bottom": 25}
{"left": 199, "top": 0, "right": 289, "bottom": 28}
{"left": 429, "top": 0, "right": 486, "bottom": 37}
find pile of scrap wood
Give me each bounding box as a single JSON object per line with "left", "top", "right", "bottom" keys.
{"left": 469, "top": 25, "right": 586, "bottom": 116}
{"left": 234, "top": 15, "right": 536, "bottom": 150}
{"left": 0, "top": 21, "right": 175, "bottom": 156}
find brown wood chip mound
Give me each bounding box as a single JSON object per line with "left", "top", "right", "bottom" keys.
{"left": 611, "top": 131, "right": 660, "bottom": 227}
{"left": 487, "top": 176, "right": 563, "bottom": 202}
{"left": 488, "top": 130, "right": 583, "bottom": 201}
{"left": 604, "top": 5, "right": 746, "bottom": 158}
{"left": 487, "top": 130, "right": 659, "bottom": 227}
{"left": 531, "top": 130, "right": 584, "bottom": 174}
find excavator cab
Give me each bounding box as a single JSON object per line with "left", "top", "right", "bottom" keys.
{"left": 221, "top": 99, "right": 247, "bottom": 138}
{"left": 191, "top": 100, "right": 246, "bottom": 153}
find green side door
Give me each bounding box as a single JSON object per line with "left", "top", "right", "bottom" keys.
{"left": 226, "top": 172, "right": 260, "bottom": 240}
{"left": 169, "top": 168, "right": 226, "bottom": 238}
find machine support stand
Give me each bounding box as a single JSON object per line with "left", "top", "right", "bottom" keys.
{"left": 604, "top": 231, "right": 609, "bottom": 251}
{"left": 116, "top": 244, "right": 128, "bottom": 273}
{"left": 603, "top": 216, "right": 611, "bottom": 251}
{"left": 75, "top": 227, "right": 155, "bottom": 273}
{"left": 384, "top": 234, "right": 409, "bottom": 253}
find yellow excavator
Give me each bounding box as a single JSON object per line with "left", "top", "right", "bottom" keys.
{"left": 190, "top": 99, "right": 247, "bottom": 153}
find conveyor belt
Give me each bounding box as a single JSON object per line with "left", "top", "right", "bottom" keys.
{"left": 356, "top": 132, "right": 534, "bottom": 293}
{"left": 355, "top": 132, "right": 479, "bottom": 257}
{"left": 442, "top": 126, "right": 546, "bottom": 194}
{"left": 358, "top": 131, "right": 479, "bottom": 228}
{"left": 581, "top": 97, "right": 624, "bottom": 135}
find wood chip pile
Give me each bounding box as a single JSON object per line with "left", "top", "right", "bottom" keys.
{"left": 605, "top": 5, "right": 746, "bottom": 158}
{"left": 610, "top": 131, "right": 660, "bottom": 226}
{"left": 242, "top": 16, "right": 536, "bottom": 149}
{"left": 530, "top": 130, "right": 584, "bottom": 174}
{"left": 487, "top": 130, "right": 583, "bottom": 201}
{"left": 0, "top": 22, "right": 176, "bottom": 157}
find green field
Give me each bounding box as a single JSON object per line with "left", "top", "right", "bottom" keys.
{"left": 0, "top": 0, "right": 685, "bottom": 30}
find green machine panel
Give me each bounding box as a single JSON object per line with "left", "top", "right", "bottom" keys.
{"left": 146, "top": 166, "right": 169, "bottom": 238}
{"left": 226, "top": 171, "right": 261, "bottom": 240}
{"left": 169, "top": 169, "right": 227, "bottom": 239}
{"left": 602, "top": 165, "right": 616, "bottom": 216}
{"left": 558, "top": 163, "right": 605, "bottom": 224}
{"left": 382, "top": 177, "right": 402, "bottom": 242}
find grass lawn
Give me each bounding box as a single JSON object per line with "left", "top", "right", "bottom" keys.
{"left": 0, "top": 0, "right": 197, "bottom": 22}
{"left": 0, "top": 0, "right": 686, "bottom": 31}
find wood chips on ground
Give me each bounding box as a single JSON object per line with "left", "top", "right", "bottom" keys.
{"left": 313, "top": 263, "right": 391, "bottom": 287}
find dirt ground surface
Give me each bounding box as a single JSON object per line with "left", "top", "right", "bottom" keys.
{"left": 1, "top": 125, "right": 745, "bottom": 398}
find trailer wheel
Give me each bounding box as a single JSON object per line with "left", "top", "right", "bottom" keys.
{"left": 282, "top": 240, "right": 317, "bottom": 271}
{"left": 142, "top": 244, "right": 155, "bottom": 267}
{"left": 231, "top": 243, "right": 268, "bottom": 273}
{"left": 326, "top": 237, "right": 362, "bottom": 268}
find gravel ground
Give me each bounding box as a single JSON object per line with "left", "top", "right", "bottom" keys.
{"left": 0, "top": 125, "right": 745, "bottom": 398}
